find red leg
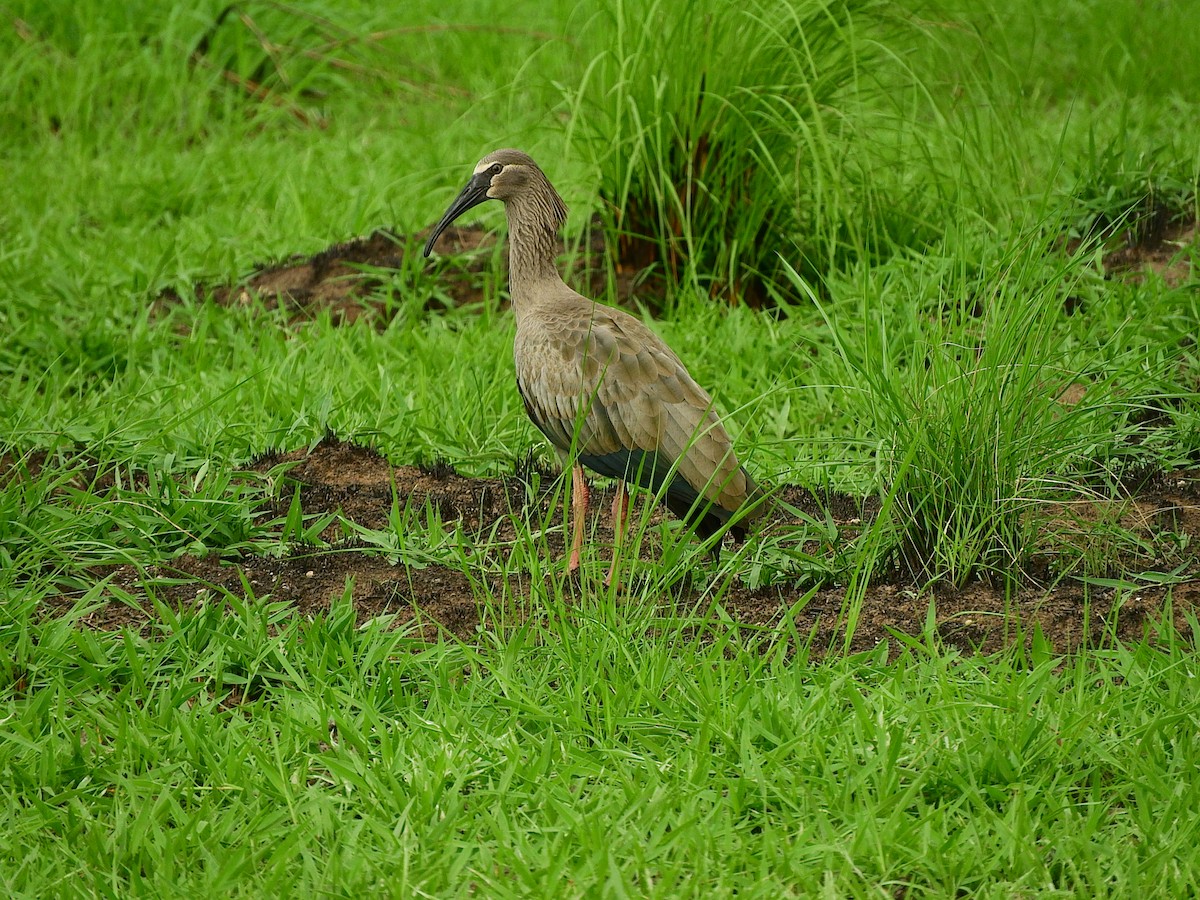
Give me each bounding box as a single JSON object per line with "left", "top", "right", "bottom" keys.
{"left": 605, "top": 480, "right": 630, "bottom": 587}
{"left": 568, "top": 465, "right": 588, "bottom": 573}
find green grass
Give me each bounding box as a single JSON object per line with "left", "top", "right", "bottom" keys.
{"left": 7, "top": 594, "right": 1200, "bottom": 896}
{"left": 563, "top": 0, "right": 896, "bottom": 303}
{"left": 789, "top": 223, "right": 1192, "bottom": 586}
{"left": 2, "top": 0, "right": 1199, "bottom": 895}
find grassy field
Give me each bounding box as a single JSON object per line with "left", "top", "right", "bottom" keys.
{"left": 2, "top": 0, "right": 1199, "bottom": 895}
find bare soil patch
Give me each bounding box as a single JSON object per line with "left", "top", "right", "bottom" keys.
{"left": 152, "top": 226, "right": 499, "bottom": 325}
{"left": 149, "top": 208, "right": 1195, "bottom": 330}
{"left": 47, "top": 435, "right": 1200, "bottom": 657}
{"left": 1101, "top": 217, "right": 1197, "bottom": 287}
{"left": 1063, "top": 208, "right": 1198, "bottom": 291}
{"left": 152, "top": 216, "right": 657, "bottom": 325}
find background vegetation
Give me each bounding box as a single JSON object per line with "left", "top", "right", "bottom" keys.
{"left": 2, "top": 0, "right": 1198, "bottom": 894}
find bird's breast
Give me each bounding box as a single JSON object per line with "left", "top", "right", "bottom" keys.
{"left": 514, "top": 319, "right": 612, "bottom": 394}
{"left": 513, "top": 320, "right": 628, "bottom": 453}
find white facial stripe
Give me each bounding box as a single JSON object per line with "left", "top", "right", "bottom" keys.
{"left": 474, "top": 161, "right": 511, "bottom": 176}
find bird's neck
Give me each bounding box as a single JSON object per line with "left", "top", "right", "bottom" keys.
{"left": 503, "top": 192, "right": 568, "bottom": 308}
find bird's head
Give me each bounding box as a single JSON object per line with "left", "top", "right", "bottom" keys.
{"left": 423, "top": 149, "right": 565, "bottom": 257}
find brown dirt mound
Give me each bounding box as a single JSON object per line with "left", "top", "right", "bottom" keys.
{"left": 150, "top": 208, "right": 1195, "bottom": 328}
{"left": 1101, "top": 217, "right": 1197, "bottom": 287}
{"left": 43, "top": 551, "right": 485, "bottom": 645}
{"left": 153, "top": 225, "right": 502, "bottom": 325}
{"left": 152, "top": 216, "right": 657, "bottom": 326}
{"left": 45, "top": 435, "right": 1200, "bottom": 657}
{"left": 245, "top": 435, "right": 547, "bottom": 540}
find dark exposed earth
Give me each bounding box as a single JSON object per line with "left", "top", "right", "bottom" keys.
{"left": 28, "top": 211, "right": 1200, "bottom": 656}
{"left": 152, "top": 214, "right": 657, "bottom": 325}
{"left": 25, "top": 433, "right": 1200, "bottom": 658}
{"left": 151, "top": 211, "right": 1199, "bottom": 324}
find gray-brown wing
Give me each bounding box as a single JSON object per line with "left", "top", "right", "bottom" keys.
{"left": 586, "top": 309, "right": 757, "bottom": 516}
{"left": 515, "top": 304, "right": 759, "bottom": 521}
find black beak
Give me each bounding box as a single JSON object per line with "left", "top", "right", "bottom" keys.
{"left": 422, "top": 172, "right": 492, "bottom": 257}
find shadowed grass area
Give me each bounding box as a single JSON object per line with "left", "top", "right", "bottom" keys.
{"left": 564, "top": 0, "right": 897, "bottom": 304}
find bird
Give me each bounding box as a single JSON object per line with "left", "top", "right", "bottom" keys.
{"left": 423, "top": 149, "right": 764, "bottom": 582}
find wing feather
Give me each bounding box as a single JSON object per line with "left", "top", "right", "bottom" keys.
{"left": 515, "top": 299, "right": 763, "bottom": 528}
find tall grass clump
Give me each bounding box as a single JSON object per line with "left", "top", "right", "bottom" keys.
{"left": 564, "top": 0, "right": 905, "bottom": 307}
{"left": 791, "top": 229, "right": 1174, "bottom": 587}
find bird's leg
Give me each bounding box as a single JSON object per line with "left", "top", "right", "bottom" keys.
{"left": 568, "top": 465, "right": 589, "bottom": 573}
{"left": 605, "top": 480, "right": 630, "bottom": 587}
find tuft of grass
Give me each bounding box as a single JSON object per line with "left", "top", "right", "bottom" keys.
{"left": 790, "top": 226, "right": 1185, "bottom": 587}
{"left": 564, "top": 0, "right": 895, "bottom": 306}
{"left": 1068, "top": 123, "right": 1198, "bottom": 248}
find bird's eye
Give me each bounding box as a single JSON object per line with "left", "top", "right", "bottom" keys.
{"left": 489, "top": 163, "right": 503, "bottom": 176}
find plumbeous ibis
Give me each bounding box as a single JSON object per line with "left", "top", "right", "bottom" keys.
{"left": 423, "top": 149, "right": 763, "bottom": 579}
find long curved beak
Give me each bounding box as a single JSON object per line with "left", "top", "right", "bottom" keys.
{"left": 423, "top": 173, "right": 492, "bottom": 257}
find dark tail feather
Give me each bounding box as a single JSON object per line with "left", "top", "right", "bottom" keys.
{"left": 664, "top": 493, "right": 744, "bottom": 559}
